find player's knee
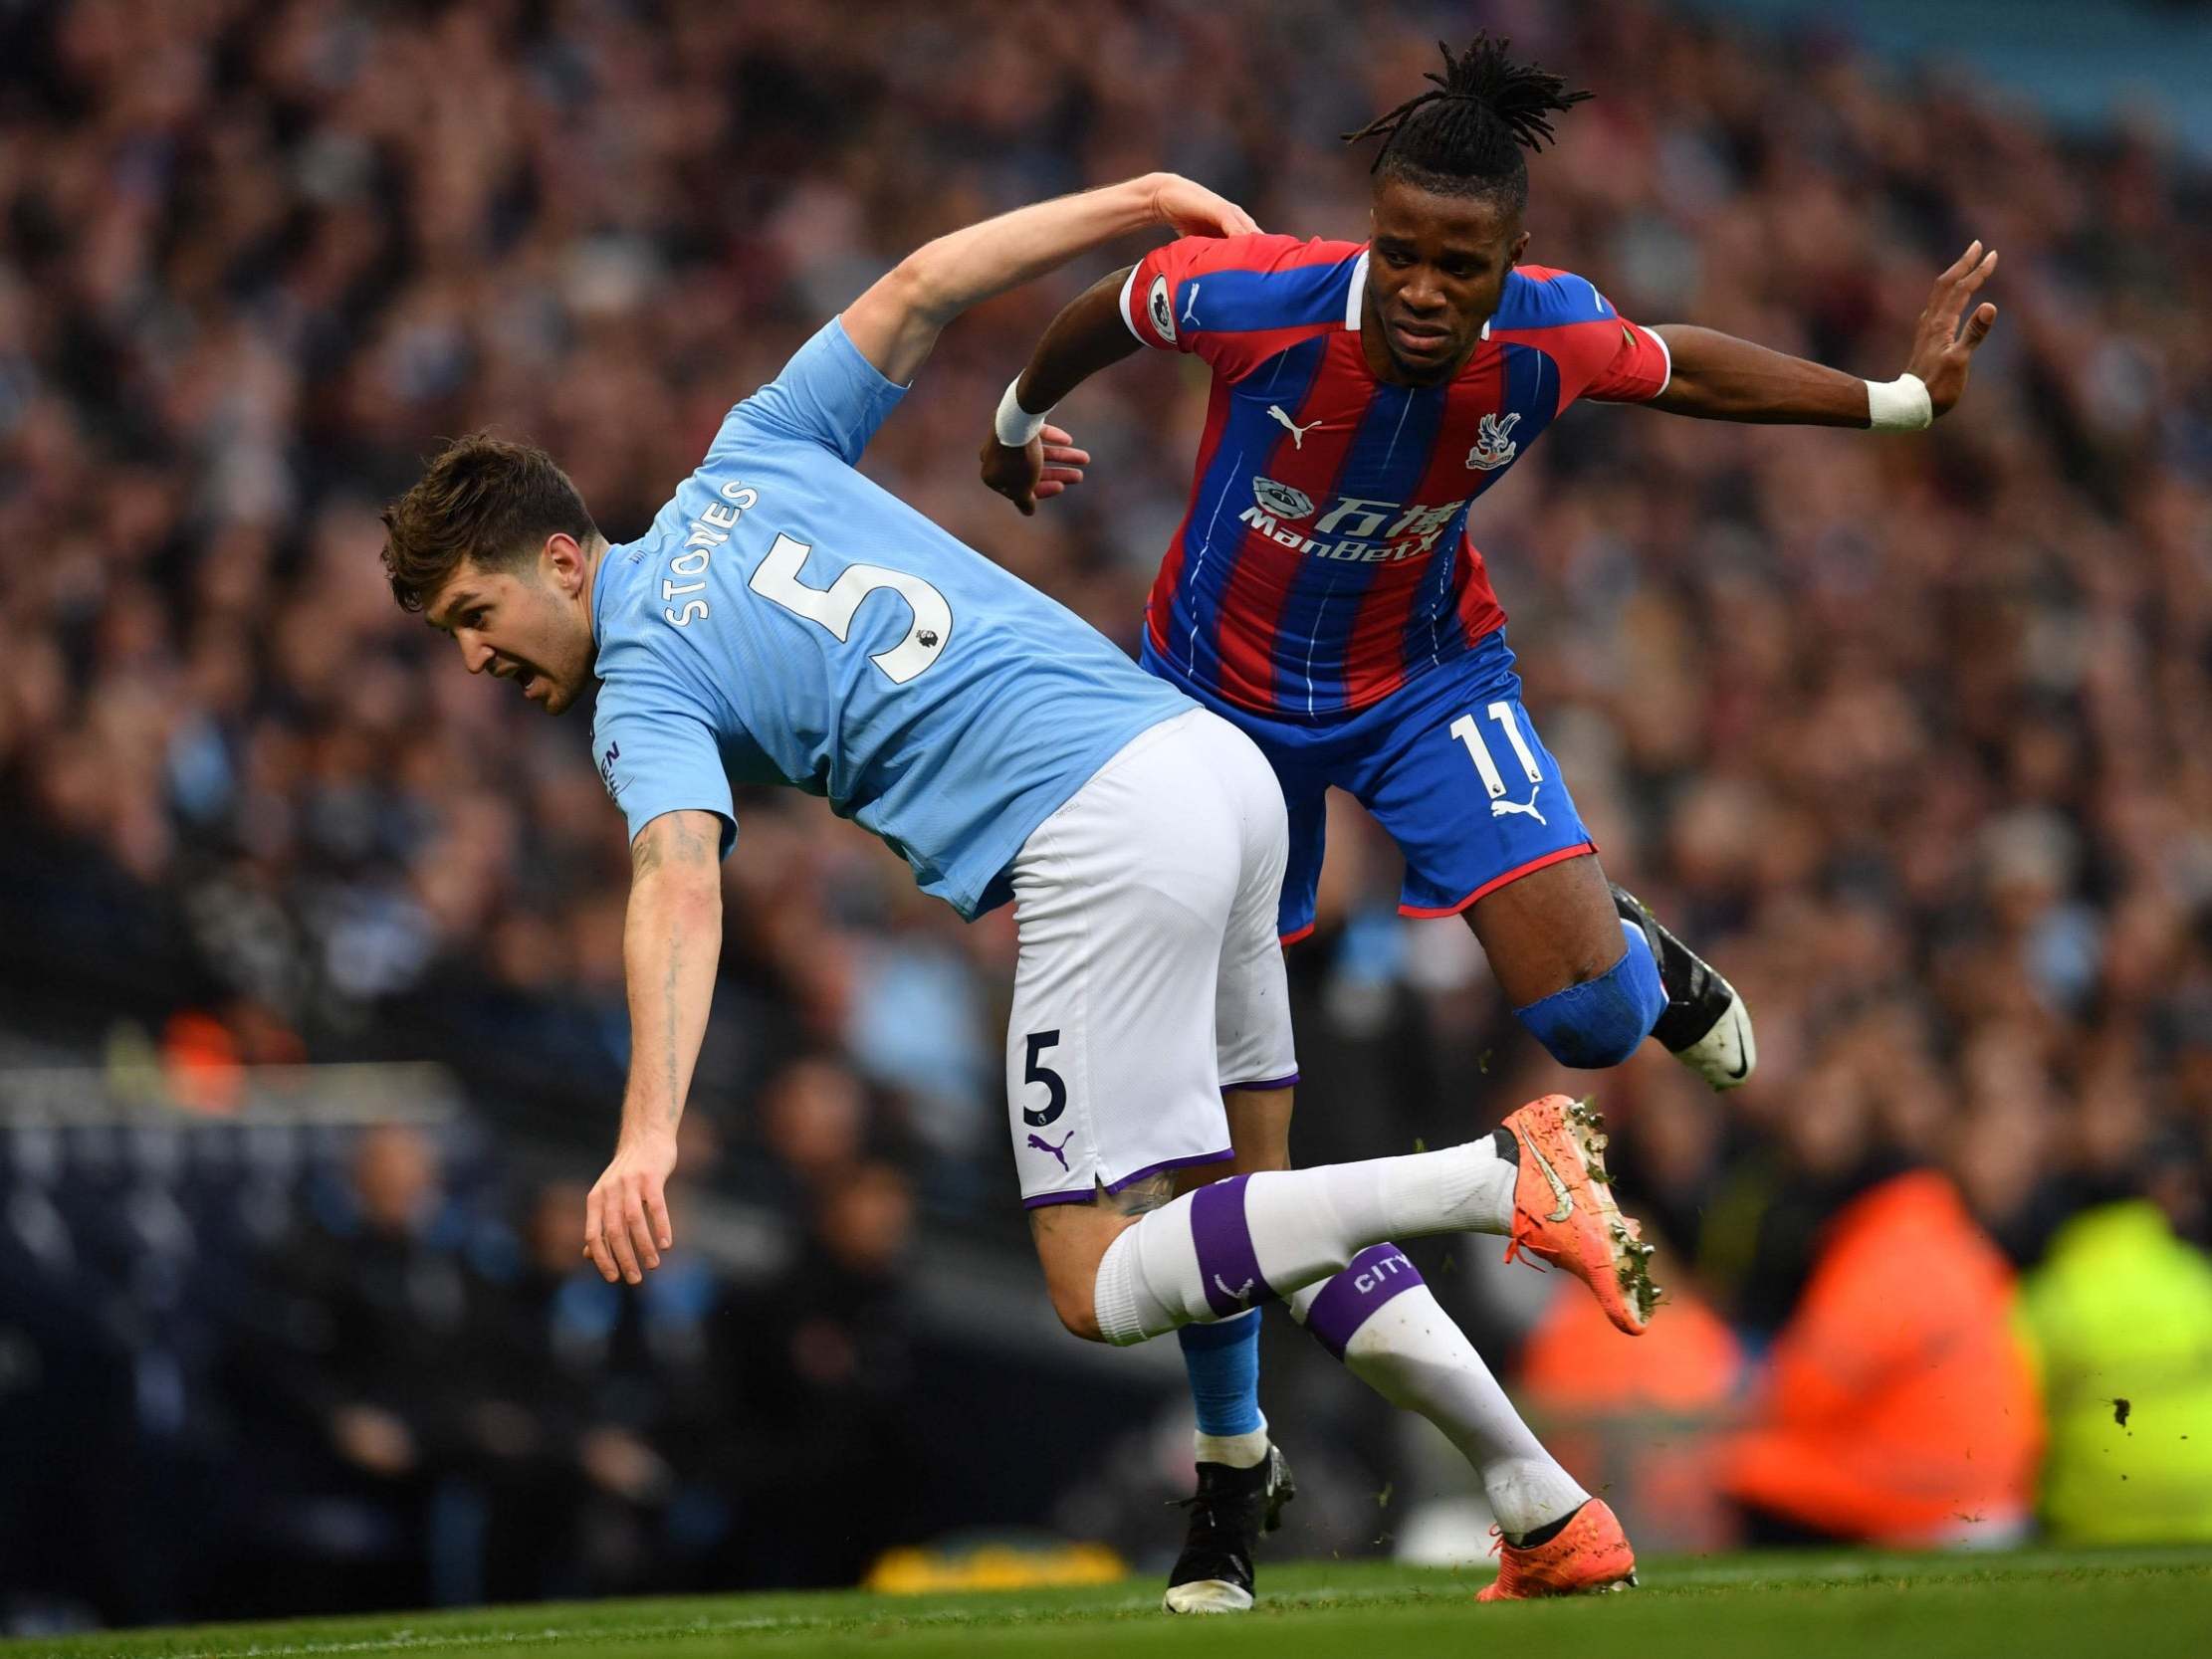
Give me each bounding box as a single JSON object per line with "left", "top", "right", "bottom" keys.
{"left": 1513, "top": 937, "right": 1664, "bottom": 1069}
{"left": 1036, "top": 1232, "right": 1112, "bottom": 1343}
{"left": 1049, "top": 1276, "right": 1107, "bottom": 1343}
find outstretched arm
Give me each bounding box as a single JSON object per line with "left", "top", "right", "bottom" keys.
{"left": 1645, "top": 327, "right": 1873, "bottom": 427}
{"left": 582, "top": 807, "right": 725, "bottom": 1285}
{"left": 1648, "top": 242, "right": 1999, "bottom": 427}
{"left": 840, "top": 173, "right": 1257, "bottom": 388}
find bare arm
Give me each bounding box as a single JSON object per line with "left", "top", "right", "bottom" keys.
{"left": 840, "top": 173, "right": 1257, "bottom": 388}
{"left": 1647, "top": 241, "right": 1999, "bottom": 426}
{"left": 1015, "top": 269, "right": 1145, "bottom": 413}
{"left": 582, "top": 807, "right": 725, "bottom": 1285}
{"left": 1645, "top": 327, "right": 1872, "bottom": 425}
{"left": 980, "top": 269, "right": 1144, "bottom": 515}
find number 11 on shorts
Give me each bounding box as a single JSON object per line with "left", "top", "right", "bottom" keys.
{"left": 1449, "top": 702, "right": 1542, "bottom": 801}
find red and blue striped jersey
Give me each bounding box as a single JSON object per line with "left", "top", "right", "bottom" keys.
{"left": 1121, "top": 233, "right": 1669, "bottom": 717}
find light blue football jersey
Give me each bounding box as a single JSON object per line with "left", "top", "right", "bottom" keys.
{"left": 589, "top": 317, "right": 1192, "bottom": 919}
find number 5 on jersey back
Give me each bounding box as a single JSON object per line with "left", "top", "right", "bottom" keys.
{"left": 749, "top": 531, "right": 953, "bottom": 683}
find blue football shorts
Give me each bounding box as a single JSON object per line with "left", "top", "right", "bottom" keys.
{"left": 1143, "top": 627, "right": 1596, "bottom": 941}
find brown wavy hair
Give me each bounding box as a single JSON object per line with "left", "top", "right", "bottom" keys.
{"left": 379, "top": 434, "right": 599, "bottom": 613}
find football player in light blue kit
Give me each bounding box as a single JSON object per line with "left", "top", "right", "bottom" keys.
{"left": 378, "top": 172, "right": 1651, "bottom": 1609}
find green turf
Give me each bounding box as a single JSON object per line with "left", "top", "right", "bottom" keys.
{"left": 19, "top": 1548, "right": 2212, "bottom": 1659}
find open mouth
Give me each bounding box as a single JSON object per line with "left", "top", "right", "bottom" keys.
{"left": 497, "top": 659, "right": 546, "bottom": 701}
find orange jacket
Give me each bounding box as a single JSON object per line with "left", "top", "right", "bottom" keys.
{"left": 1722, "top": 1169, "right": 2043, "bottom": 1545}
{"left": 1519, "top": 1277, "right": 1744, "bottom": 1414}
{"left": 1515, "top": 1274, "right": 1749, "bottom": 1553}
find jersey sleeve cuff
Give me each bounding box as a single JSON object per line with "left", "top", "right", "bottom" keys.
{"left": 1118, "top": 264, "right": 1147, "bottom": 346}
{"left": 826, "top": 314, "right": 908, "bottom": 394}
{"left": 1640, "top": 323, "right": 1671, "bottom": 398}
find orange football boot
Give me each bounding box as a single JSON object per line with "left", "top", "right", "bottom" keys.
{"left": 1499, "top": 1095, "right": 1659, "bottom": 1336}
{"left": 1476, "top": 1499, "right": 1639, "bottom": 1600}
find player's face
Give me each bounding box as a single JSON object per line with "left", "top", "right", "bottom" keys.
{"left": 1365, "top": 179, "right": 1529, "bottom": 383}
{"left": 424, "top": 537, "right": 596, "bottom": 717}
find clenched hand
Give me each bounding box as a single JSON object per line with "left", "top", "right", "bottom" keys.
{"left": 981, "top": 423, "right": 1091, "bottom": 516}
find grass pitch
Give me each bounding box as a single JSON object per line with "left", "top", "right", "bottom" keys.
{"left": 20, "top": 1548, "right": 2211, "bottom": 1659}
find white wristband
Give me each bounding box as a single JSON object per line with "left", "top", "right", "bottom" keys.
{"left": 1865, "top": 373, "right": 1932, "bottom": 432}
{"left": 994, "top": 377, "right": 1051, "bottom": 448}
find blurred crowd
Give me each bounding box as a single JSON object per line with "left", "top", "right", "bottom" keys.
{"left": 4, "top": 0, "right": 2212, "bottom": 1627}
{"left": 0, "top": 1109, "right": 931, "bottom": 1627}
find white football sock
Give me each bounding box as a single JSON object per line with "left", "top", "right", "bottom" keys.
{"left": 1091, "top": 1141, "right": 1516, "bottom": 1346}
{"left": 1193, "top": 1426, "right": 1270, "bottom": 1470}
{"left": 1287, "top": 1246, "right": 1587, "bottom": 1538}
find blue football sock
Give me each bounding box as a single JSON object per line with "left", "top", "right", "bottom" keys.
{"left": 1178, "top": 1307, "right": 1263, "bottom": 1437}
{"left": 1512, "top": 920, "right": 1665, "bottom": 1069}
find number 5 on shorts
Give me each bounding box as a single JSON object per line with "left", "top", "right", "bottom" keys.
{"left": 1021, "top": 1030, "right": 1067, "bottom": 1128}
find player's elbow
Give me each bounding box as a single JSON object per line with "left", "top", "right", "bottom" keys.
{"left": 666, "top": 866, "right": 725, "bottom": 922}
{"left": 627, "top": 852, "right": 724, "bottom": 924}
{"left": 883, "top": 249, "right": 959, "bottom": 328}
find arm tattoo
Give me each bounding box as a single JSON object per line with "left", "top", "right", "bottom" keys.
{"left": 630, "top": 811, "right": 718, "bottom": 882}
{"left": 1106, "top": 1171, "right": 1175, "bottom": 1216}
{"left": 666, "top": 812, "right": 714, "bottom": 866}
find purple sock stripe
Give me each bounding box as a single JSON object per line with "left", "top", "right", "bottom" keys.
{"left": 1191, "top": 1175, "right": 1276, "bottom": 1318}
{"left": 1301, "top": 1242, "right": 1424, "bottom": 1360}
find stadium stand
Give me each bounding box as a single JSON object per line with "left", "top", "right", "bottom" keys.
{"left": 2, "top": 0, "right": 2207, "bottom": 1628}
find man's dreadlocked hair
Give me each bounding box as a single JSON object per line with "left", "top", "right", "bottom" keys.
{"left": 1343, "top": 35, "right": 1590, "bottom": 213}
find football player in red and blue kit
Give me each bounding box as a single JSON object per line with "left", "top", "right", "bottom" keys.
{"left": 982, "top": 37, "right": 1998, "bottom": 1610}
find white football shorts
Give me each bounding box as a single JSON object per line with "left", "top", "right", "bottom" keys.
{"left": 1005, "top": 708, "right": 1298, "bottom": 1208}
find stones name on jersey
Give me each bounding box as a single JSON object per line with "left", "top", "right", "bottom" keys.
{"left": 661, "top": 480, "right": 761, "bottom": 628}
{"left": 1239, "top": 478, "right": 1464, "bottom": 563}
